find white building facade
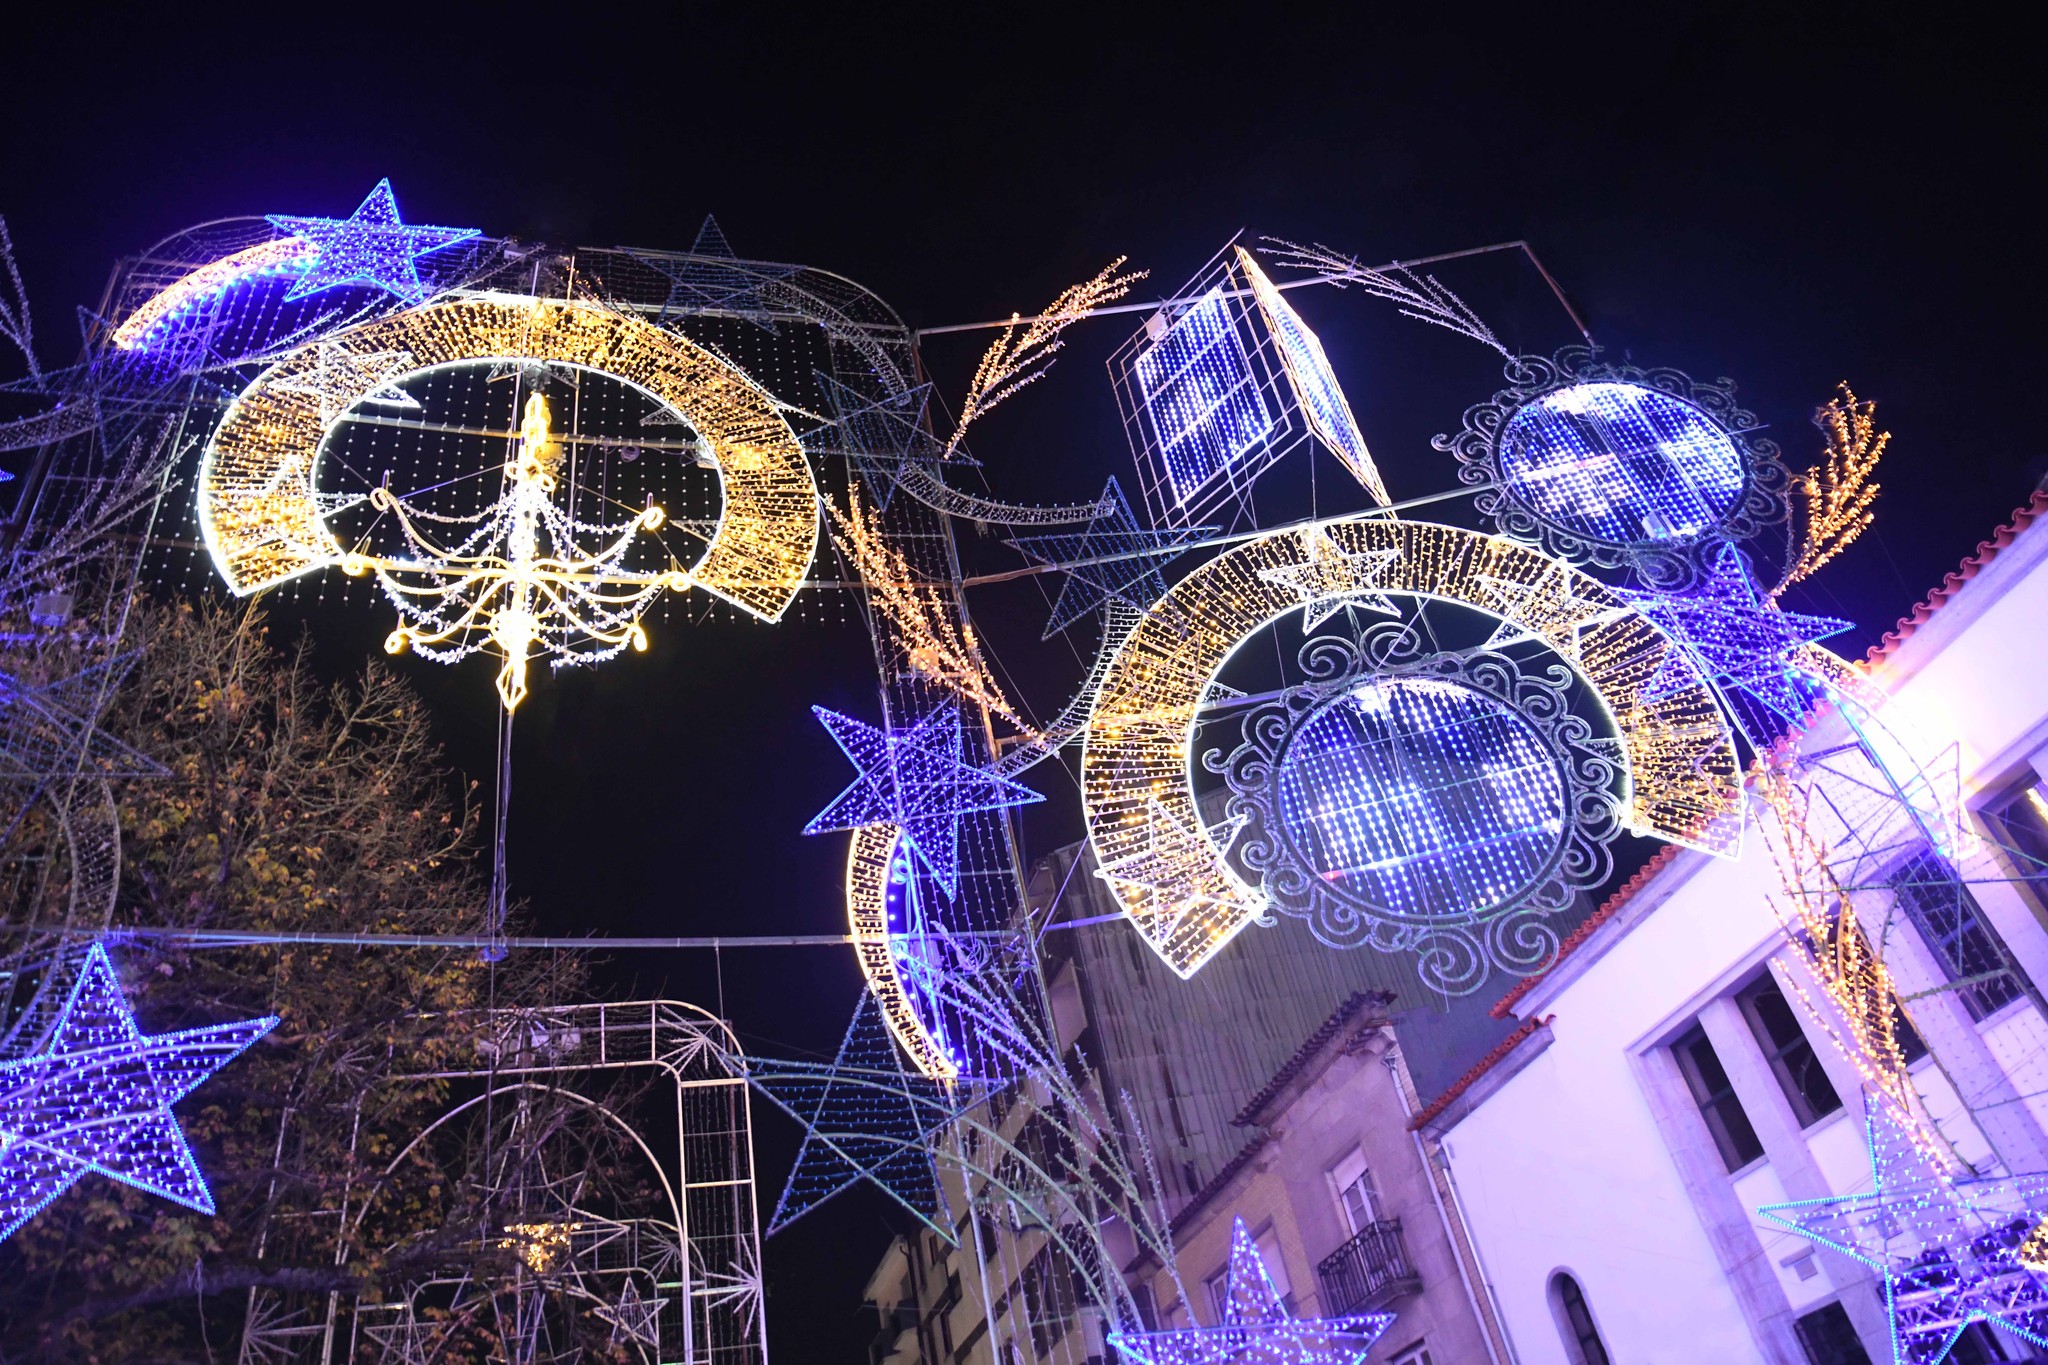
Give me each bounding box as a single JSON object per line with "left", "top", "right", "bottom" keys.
{"left": 1431, "top": 491, "right": 2048, "bottom": 1364}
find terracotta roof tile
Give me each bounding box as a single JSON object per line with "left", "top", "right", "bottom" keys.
{"left": 1407, "top": 1015, "right": 1551, "bottom": 1131}
{"left": 1232, "top": 991, "right": 1394, "bottom": 1128}
{"left": 1866, "top": 488, "right": 2048, "bottom": 664}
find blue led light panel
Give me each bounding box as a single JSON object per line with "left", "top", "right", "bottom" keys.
{"left": 1498, "top": 381, "right": 1747, "bottom": 547}
{"left": 1239, "top": 248, "right": 1389, "bottom": 506}
{"left": 1275, "top": 678, "right": 1566, "bottom": 921}
{"left": 1129, "top": 289, "right": 1275, "bottom": 515}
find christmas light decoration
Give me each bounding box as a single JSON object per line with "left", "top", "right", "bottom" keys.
{"left": 1107, "top": 1218, "right": 1393, "bottom": 1364}
{"left": 816, "top": 374, "right": 944, "bottom": 511}
{"left": 1254, "top": 524, "right": 1399, "bottom": 632}
{"left": 598, "top": 1281, "right": 666, "bottom": 1347}
{"left": 846, "top": 825, "right": 959, "bottom": 1080}
{"left": 199, "top": 294, "right": 821, "bottom": 706}
{"left": 108, "top": 236, "right": 317, "bottom": 350}
{"left": 831, "top": 489, "right": 1030, "bottom": 731}
{"left": 753, "top": 992, "right": 953, "bottom": 1237}
{"left": 1008, "top": 478, "right": 1213, "bottom": 637}
{"left": 1627, "top": 545, "right": 1851, "bottom": 744}
{"left": 1236, "top": 247, "right": 1390, "bottom": 505}
{"left": 1437, "top": 348, "right": 1788, "bottom": 587}
{"left": 944, "top": 257, "right": 1144, "bottom": 459}
{"left": 1211, "top": 624, "right": 1620, "bottom": 994}
{"left": 1759, "top": 1107, "right": 2048, "bottom": 1363}
{"left": 0, "top": 942, "right": 278, "bottom": 1240}
{"left": 1082, "top": 517, "right": 1741, "bottom": 978}
{"left": 805, "top": 703, "right": 1044, "bottom": 899}
{"left": 361, "top": 389, "right": 682, "bottom": 711}
{"left": 265, "top": 178, "right": 479, "bottom": 303}
{"left": 1777, "top": 382, "right": 1886, "bottom": 593}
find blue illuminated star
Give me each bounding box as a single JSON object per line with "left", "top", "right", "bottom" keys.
{"left": 267, "top": 179, "right": 479, "bottom": 303}
{"left": 805, "top": 703, "right": 1044, "bottom": 898}
{"left": 1008, "top": 479, "right": 1213, "bottom": 638}
{"left": 1108, "top": 1218, "right": 1393, "bottom": 1364}
{"left": 1627, "top": 545, "right": 1850, "bottom": 731}
{"left": 816, "top": 375, "right": 948, "bottom": 511}
{"left": 0, "top": 941, "right": 279, "bottom": 1240}
{"left": 1760, "top": 1106, "right": 2048, "bottom": 1363}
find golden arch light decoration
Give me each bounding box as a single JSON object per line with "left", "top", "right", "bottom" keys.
{"left": 845, "top": 824, "right": 959, "bottom": 1081}
{"left": 198, "top": 294, "right": 820, "bottom": 707}
{"left": 1080, "top": 518, "right": 1745, "bottom": 978}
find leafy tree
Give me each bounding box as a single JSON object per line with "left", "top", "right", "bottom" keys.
{"left": 0, "top": 598, "right": 646, "bottom": 1363}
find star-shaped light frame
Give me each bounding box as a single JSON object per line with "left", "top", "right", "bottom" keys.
{"left": 1628, "top": 544, "right": 1850, "bottom": 738}
{"left": 266, "top": 178, "right": 479, "bottom": 303}
{"left": 1759, "top": 1106, "right": 2048, "bottom": 1363}
{"left": 1108, "top": 1218, "right": 1394, "bottom": 1364}
{"left": 1254, "top": 525, "right": 1400, "bottom": 632}
{"left": 1008, "top": 479, "right": 1214, "bottom": 638}
{"left": 0, "top": 941, "right": 279, "bottom": 1240}
{"left": 805, "top": 703, "right": 1044, "bottom": 898}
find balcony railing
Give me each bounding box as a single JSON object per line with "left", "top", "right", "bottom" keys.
{"left": 1316, "top": 1219, "right": 1422, "bottom": 1314}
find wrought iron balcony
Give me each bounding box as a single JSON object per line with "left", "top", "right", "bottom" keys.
{"left": 1316, "top": 1219, "right": 1422, "bottom": 1314}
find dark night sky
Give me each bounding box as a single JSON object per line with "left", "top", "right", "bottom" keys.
{"left": 7, "top": 7, "right": 2046, "bottom": 1357}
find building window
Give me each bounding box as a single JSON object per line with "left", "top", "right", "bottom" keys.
{"left": 1892, "top": 845, "right": 2031, "bottom": 1020}
{"left": 1389, "top": 1344, "right": 1434, "bottom": 1365}
{"left": 1950, "top": 1323, "right": 2009, "bottom": 1364}
{"left": 1793, "top": 1301, "right": 1872, "bottom": 1364}
{"left": 1984, "top": 774, "right": 2048, "bottom": 879}
{"left": 1329, "top": 1146, "right": 1382, "bottom": 1234}
{"left": 1549, "top": 1273, "right": 1611, "bottom": 1365}
{"left": 1673, "top": 1025, "right": 1765, "bottom": 1170}
{"left": 1738, "top": 976, "right": 1843, "bottom": 1126}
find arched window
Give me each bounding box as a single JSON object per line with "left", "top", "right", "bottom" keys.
{"left": 1549, "top": 1273, "right": 1611, "bottom": 1365}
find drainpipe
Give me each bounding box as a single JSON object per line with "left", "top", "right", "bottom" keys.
{"left": 1382, "top": 1042, "right": 1516, "bottom": 1365}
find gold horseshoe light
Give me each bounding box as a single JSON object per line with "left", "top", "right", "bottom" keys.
{"left": 1081, "top": 519, "right": 1744, "bottom": 978}
{"left": 199, "top": 295, "right": 820, "bottom": 707}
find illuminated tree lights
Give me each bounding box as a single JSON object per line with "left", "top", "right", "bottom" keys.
{"left": 1108, "top": 1218, "right": 1394, "bottom": 1365}
{"left": 265, "top": 178, "right": 479, "bottom": 303}
{"left": 1082, "top": 517, "right": 1742, "bottom": 980}
{"left": 1760, "top": 1108, "right": 2048, "bottom": 1363}
{"left": 0, "top": 942, "right": 278, "bottom": 1240}
{"left": 805, "top": 703, "right": 1045, "bottom": 899}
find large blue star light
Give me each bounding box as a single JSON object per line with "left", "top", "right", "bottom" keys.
{"left": 1759, "top": 1107, "right": 2048, "bottom": 1363}
{"left": 1108, "top": 1218, "right": 1393, "bottom": 1365}
{"left": 1629, "top": 545, "right": 1851, "bottom": 732}
{"left": 805, "top": 703, "right": 1044, "bottom": 898}
{"left": 1008, "top": 479, "right": 1213, "bottom": 638}
{"left": 0, "top": 942, "right": 278, "bottom": 1240}
{"left": 267, "top": 179, "right": 479, "bottom": 303}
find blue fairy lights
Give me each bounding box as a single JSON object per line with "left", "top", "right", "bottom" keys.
{"left": 0, "top": 942, "right": 278, "bottom": 1240}
{"left": 267, "top": 178, "right": 479, "bottom": 303}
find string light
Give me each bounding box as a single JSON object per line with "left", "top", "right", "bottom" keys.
{"left": 1254, "top": 524, "right": 1399, "bottom": 632}
{"left": 265, "top": 178, "right": 479, "bottom": 303}
{"left": 1107, "top": 1217, "right": 1394, "bottom": 1365}
{"left": 831, "top": 488, "right": 1031, "bottom": 731}
{"left": 1759, "top": 1106, "right": 2048, "bottom": 1363}
{"left": 1082, "top": 517, "right": 1743, "bottom": 978}
{"left": 1777, "top": 382, "right": 1886, "bottom": 593}
{"left": 1236, "top": 247, "right": 1391, "bottom": 505}
{"left": 199, "top": 293, "right": 821, "bottom": 705}
{"left": 108, "top": 237, "right": 316, "bottom": 350}
{"left": 0, "top": 942, "right": 278, "bottom": 1240}
{"left": 845, "top": 825, "right": 959, "bottom": 1081}
{"left": 804, "top": 702, "right": 1044, "bottom": 900}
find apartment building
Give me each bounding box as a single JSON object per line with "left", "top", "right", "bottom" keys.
{"left": 1428, "top": 491, "right": 2048, "bottom": 1364}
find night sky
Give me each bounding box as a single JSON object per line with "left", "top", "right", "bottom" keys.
{"left": 7, "top": 8, "right": 2045, "bottom": 1357}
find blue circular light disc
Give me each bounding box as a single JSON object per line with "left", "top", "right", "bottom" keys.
{"left": 1498, "top": 380, "right": 1744, "bottom": 545}
{"left": 1275, "top": 677, "right": 1566, "bottom": 920}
